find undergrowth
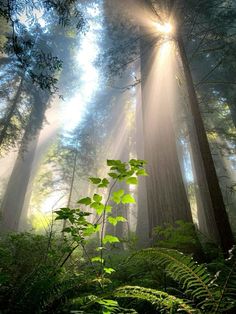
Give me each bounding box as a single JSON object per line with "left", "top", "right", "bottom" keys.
{"left": 0, "top": 159, "right": 235, "bottom": 313}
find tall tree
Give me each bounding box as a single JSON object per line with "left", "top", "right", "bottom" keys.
{"left": 0, "top": 1, "right": 84, "bottom": 231}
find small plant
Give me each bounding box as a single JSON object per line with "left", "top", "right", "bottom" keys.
{"left": 153, "top": 220, "right": 203, "bottom": 258}
{"left": 55, "top": 159, "right": 147, "bottom": 283}
{"left": 114, "top": 247, "right": 236, "bottom": 313}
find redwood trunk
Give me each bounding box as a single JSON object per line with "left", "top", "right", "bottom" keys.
{"left": 177, "top": 35, "right": 234, "bottom": 254}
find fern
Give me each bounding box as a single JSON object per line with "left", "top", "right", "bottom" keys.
{"left": 212, "top": 248, "right": 236, "bottom": 313}
{"left": 115, "top": 285, "right": 198, "bottom": 313}
{"left": 134, "top": 249, "right": 214, "bottom": 301}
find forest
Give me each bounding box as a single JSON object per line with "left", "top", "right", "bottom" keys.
{"left": 0, "top": 0, "right": 236, "bottom": 313}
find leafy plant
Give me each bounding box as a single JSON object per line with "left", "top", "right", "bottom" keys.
{"left": 153, "top": 220, "right": 203, "bottom": 258}
{"left": 114, "top": 247, "right": 236, "bottom": 313}
{"left": 0, "top": 232, "right": 82, "bottom": 313}
{"left": 55, "top": 159, "right": 147, "bottom": 283}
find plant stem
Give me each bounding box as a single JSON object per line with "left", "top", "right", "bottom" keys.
{"left": 100, "top": 179, "right": 118, "bottom": 278}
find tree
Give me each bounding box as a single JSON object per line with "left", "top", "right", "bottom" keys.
{"left": 0, "top": 0, "right": 85, "bottom": 231}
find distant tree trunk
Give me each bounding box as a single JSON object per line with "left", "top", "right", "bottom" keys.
{"left": 210, "top": 137, "right": 236, "bottom": 237}
{"left": 135, "top": 79, "right": 149, "bottom": 247}
{"left": 140, "top": 31, "right": 192, "bottom": 236}
{"left": 228, "top": 99, "right": 236, "bottom": 129}
{"left": 0, "top": 90, "right": 49, "bottom": 232}
{"left": 62, "top": 141, "right": 79, "bottom": 232}
{"left": 0, "top": 76, "right": 24, "bottom": 149}
{"left": 177, "top": 34, "right": 234, "bottom": 254}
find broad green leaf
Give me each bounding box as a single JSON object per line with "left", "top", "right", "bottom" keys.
{"left": 91, "top": 256, "right": 104, "bottom": 263}
{"left": 136, "top": 169, "right": 148, "bottom": 176}
{"left": 98, "top": 178, "right": 109, "bottom": 188}
{"left": 126, "top": 177, "right": 138, "bottom": 185}
{"left": 107, "top": 217, "right": 117, "bottom": 226}
{"left": 84, "top": 224, "right": 100, "bottom": 236}
{"left": 77, "top": 197, "right": 91, "bottom": 205}
{"left": 93, "top": 193, "right": 102, "bottom": 202}
{"left": 116, "top": 216, "right": 127, "bottom": 222}
{"left": 103, "top": 235, "right": 120, "bottom": 244}
{"left": 107, "top": 160, "right": 122, "bottom": 166}
{"left": 122, "top": 194, "right": 136, "bottom": 204}
{"left": 90, "top": 202, "right": 104, "bottom": 215}
{"left": 114, "top": 189, "right": 125, "bottom": 197}
{"left": 112, "top": 195, "right": 120, "bottom": 204}
{"left": 129, "top": 159, "right": 146, "bottom": 166}
{"left": 108, "top": 172, "right": 118, "bottom": 179}
{"left": 111, "top": 189, "right": 124, "bottom": 204}
{"left": 89, "top": 177, "right": 101, "bottom": 184}
{"left": 126, "top": 170, "right": 135, "bottom": 176}
{"left": 104, "top": 267, "right": 116, "bottom": 274}
{"left": 105, "top": 205, "right": 112, "bottom": 213}
{"left": 108, "top": 216, "right": 126, "bottom": 226}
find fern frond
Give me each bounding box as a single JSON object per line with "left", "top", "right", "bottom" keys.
{"left": 132, "top": 249, "right": 215, "bottom": 305}
{"left": 115, "top": 285, "right": 198, "bottom": 313}
{"left": 213, "top": 250, "right": 236, "bottom": 313}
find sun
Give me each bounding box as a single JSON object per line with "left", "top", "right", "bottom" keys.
{"left": 155, "top": 22, "right": 173, "bottom": 34}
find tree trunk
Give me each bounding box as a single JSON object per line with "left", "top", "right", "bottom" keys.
{"left": 0, "top": 91, "right": 49, "bottom": 232}
{"left": 0, "top": 76, "right": 24, "bottom": 149}
{"left": 177, "top": 35, "right": 234, "bottom": 254}
{"left": 140, "top": 31, "right": 192, "bottom": 237}
{"left": 135, "top": 77, "right": 149, "bottom": 247}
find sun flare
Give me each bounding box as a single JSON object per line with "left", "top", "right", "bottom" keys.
{"left": 155, "top": 22, "right": 173, "bottom": 34}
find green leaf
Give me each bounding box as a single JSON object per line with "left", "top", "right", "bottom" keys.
{"left": 107, "top": 217, "right": 117, "bottom": 226}
{"left": 98, "top": 178, "right": 109, "bottom": 188}
{"left": 91, "top": 256, "right": 104, "bottom": 263}
{"left": 107, "top": 160, "right": 121, "bottom": 166}
{"left": 129, "top": 159, "right": 146, "bottom": 167}
{"left": 108, "top": 216, "right": 127, "bottom": 226}
{"left": 126, "top": 177, "right": 138, "bottom": 185}
{"left": 90, "top": 202, "right": 105, "bottom": 215}
{"left": 77, "top": 197, "right": 91, "bottom": 205}
{"left": 116, "top": 216, "right": 127, "bottom": 222}
{"left": 108, "top": 172, "right": 118, "bottom": 179}
{"left": 84, "top": 224, "right": 100, "bottom": 236}
{"left": 93, "top": 193, "right": 102, "bottom": 202}
{"left": 103, "top": 235, "right": 120, "bottom": 244}
{"left": 105, "top": 205, "right": 112, "bottom": 213}
{"left": 104, "top": 267, "right": 116, "bottom": 274}
{"left": 89, "top": 177, "right": 101, "bottom": 184}
{"left": 136, "top": 169, "right": 148, "bottom": 176}
{"left": 98, "top": 299, "right": 118, "bottom": 307}
{"left": 122, "top": 194, "right": 136, "bottom": 204}
{"left": 114, "top": 189, "right": 125, "bottom": 197}
{"left": 111, "top": 189, "right": 124, "bottom": 204}
{"left": 112, "top": 196, "right": 120, "bottom": 204}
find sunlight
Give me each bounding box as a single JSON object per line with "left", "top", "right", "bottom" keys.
{"left": 19, "top": 8, "right": 46, "bottom": 29}
{"left": 61, "top": 5, "right": 102, "bottom": 132}
{"left": 155, "top": 22, "right": 173, "bottom": 34}
{"left": 61, "top": 95, "right": 85, "bottom": 130}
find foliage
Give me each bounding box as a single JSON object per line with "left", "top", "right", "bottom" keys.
{"left": 115, "top": 286, "right": 196, "bottom": 313}
{"left": 153, "top": 220, "right": 203, "bottom": 257}
{"left": 115, "top": 248, "right": 236, "bottom": 313}
{"left": 0, "top": 231, "right": 77, "bottom": 313}
{"left": 0, "top": 159, "right": 147, "bottom": 313}
{"left": 55, "top": 158, "right": 147, "bottom": 281}
{"left": 0, "top": 159, "right": 236, "bottom": 313}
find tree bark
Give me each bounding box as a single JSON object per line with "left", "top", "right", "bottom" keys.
{"left": 140, "top": 30, "right": 193, "bottom": 236}
{"left": 177, "top": 34, "right": 234, "bottom": 254}
{"left": 0, "top": 91, "right": 49, "bottom": 232}
{"left": 0, "top": 76, "right": 24, "bottom": 149}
